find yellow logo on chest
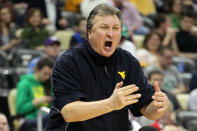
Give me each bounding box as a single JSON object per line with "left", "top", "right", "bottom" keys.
{"left": 118, "top": 71, "right": 126, "bottom": 80}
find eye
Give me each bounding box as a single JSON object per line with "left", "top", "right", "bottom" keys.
{"left": 113, "top": 26, "right": 120, "bottom": 30}
{"left": 101, "top": 26, "right": 107, "bottom": 29}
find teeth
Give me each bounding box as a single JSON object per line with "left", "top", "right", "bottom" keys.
{"left": 105, "top": 46, "right": 110, "bottom": 49}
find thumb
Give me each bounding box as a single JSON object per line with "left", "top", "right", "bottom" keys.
{"left": 115, "top": 81, "right": 123, "bottom": 89}
{"left": 154, "top": 81, "right": 161, "bottom": 92}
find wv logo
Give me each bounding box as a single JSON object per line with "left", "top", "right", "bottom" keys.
{"left": 118, "top": 71, "right": 126, "bottom": 80}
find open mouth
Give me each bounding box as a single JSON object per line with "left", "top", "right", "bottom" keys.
{"left": 105, "top": 41, "right": 112, "bottom": 48}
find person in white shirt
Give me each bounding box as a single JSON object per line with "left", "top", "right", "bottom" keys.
{"left": 119, "top": 24, "right": 136, "bottom": 57}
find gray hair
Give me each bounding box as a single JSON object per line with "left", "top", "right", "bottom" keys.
{"left": 86, "top": 4, "right": 123, "bottom": 32}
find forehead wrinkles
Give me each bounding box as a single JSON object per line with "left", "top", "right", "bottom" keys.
{"left": 92, "top": 14, "right": 121, "bottom": 27}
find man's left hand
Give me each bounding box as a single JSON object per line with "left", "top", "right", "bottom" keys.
{"left": 152, "top": 81, "right": 170, "bottom": 113}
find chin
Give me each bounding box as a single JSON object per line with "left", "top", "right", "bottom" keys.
{"left": 101, "top": 51, "right": 114, "bottom": 57}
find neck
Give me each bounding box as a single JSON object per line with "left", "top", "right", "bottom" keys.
{"left": 157, "top": 62, "right": 166, "bottom": 70}
{"left": 150, "top": 51, "right": 158, "bottom": 56}
{"left": 0, "top": 22, "right": 9, "bottom": 35}
{"left": 34, "top": 73, "right": 40, "bottom": 82}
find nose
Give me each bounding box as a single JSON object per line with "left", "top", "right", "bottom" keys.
{"left": 106, "top": 29, "right": 114, "bottom": 38}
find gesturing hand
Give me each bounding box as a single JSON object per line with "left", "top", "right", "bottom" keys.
{"left": 152, "top": 81, "right": 170, "bottom": 113}
{"left": 109, "top": 82, "right": 141, "bottom": 111}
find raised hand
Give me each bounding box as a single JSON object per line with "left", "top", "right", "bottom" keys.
{"left": 109, "top": 81, "right": 141, "bottom": 111}
{"left": 152, "top": 81, "right": 170, "bottom": 113}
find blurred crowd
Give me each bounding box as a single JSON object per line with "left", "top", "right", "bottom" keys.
{"left": 1, "top": 0, "right": 197, "bottom": 131}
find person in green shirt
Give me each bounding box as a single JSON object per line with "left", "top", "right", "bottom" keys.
{"left": 165, "top": 0, "right": 182, "bottom": 29}
{"left": 21, "top": 8, "right": 49, "bottom": 49}
{"left": 16, "top": 57, "right": 53, "bottom": 131}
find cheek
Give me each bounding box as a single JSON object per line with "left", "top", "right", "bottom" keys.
{"left": 114, "top": 32, "right": 121, "bottom": 41}
{"left": 28, "top": 18, "right": 34, "bottom": 24}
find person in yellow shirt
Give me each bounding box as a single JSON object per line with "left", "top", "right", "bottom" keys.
{"left": 129, "top": 0, "right": 156, "bottom": 16}
{"left": 64, "top": 0, "right": 82, "bottom": 13}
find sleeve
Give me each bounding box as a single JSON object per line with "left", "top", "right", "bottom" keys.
{"left": 52, "top": 54, "right": 86, "bottom": 111}
{"left": 128, "top": 58, "right": 155, "bottom": 117}
{"left": 69, "top": 36, "right": 78, "bottom": 48}
{"left": 16, "top": 81, "right": 36, "bottom": 115}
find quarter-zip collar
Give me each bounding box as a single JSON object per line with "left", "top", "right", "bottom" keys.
{"left": 84, "top": 40, "right": 118, "bottom": 66}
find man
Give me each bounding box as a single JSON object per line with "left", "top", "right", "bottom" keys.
{"left": 16, "top": 57, "right": 53, "bottom": 131}
{"left": 27, "top": 36, "right": 61, "bottom": 74}
{"left": 45, "top": 4, "right": 170, "bottom": 131}
{"left": 0, "top": 113, "right": 9, "bottom": 131}
{"left": 144, "top": 47, "right": 185, "bottom": 95}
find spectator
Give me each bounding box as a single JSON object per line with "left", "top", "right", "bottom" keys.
{"left": 0, "top": 0, "right": 15, "bottom": 19}
{"left": 64, "top": 0, "right": 82, "bottom": 13}
{"left": 27, "top": 36, "right": 61, "bottom": 74}
{"left": 136, "top": 31, "right": 162, "bottom": 67}
{"left": 129, "top": 0, "right": 157, "bottom": 17}
{"left": 69, "top": 17, "right": 87, "bottom": 48}
{"left": 27, "top": 0, "right": 67, "bottom": 30}
{"left": 154, "top": 14, "right": 179, "bottom": 55}
{"left": 108, "top": 0, "right": 149, "bottom": 35}
{"left": 0, "top": 6, "right": 21, "bottom": 53}
{"left": 0, "top": 113, "right": 9, "bottom": 131}
{"left": 144, "top": 47, "right": 186, "bottom": 95}
{"left": 12, "top": 1, "right": 28, "bottom": 28}
{"left": 165, "top": 0, "right": 182, "bottom": 29}
{"left": 20, "top": 8, "right": 49, "bottom": 49}
{"left": 176, "top": 13, "right": 197, "bottom": 59}
{"left": 119, "top": 24, "right": 136, "bottom": 57}
{"left": 187, "top": 88, "right": 197, "bottom": 110}
{"left": 80, "top": 0, "right": 108, "bottom": 18}
{"left": 16, "top": 57, "right": 53, "bottom": 131}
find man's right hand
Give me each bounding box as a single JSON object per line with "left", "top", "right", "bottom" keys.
{"left": 108, "top": 82, "right": 141, "bottom": 111}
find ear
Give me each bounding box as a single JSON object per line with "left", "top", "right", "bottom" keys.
{"left": 87, "top": 29, "right": 91, "bottom": 39}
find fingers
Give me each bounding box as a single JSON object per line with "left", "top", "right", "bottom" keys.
{"left": 153, "top": 101, "right": 163, "bottom": 108}
{"left": 154, "top": 81, "right": 161, "bottom": 92}
{"left": 153, "top": 100, "right": 167, "bottom": 113}
{"left": 157, "top": 107, "right": 168, "bottom": 113}
{"left": 152, "top": 92, "right": 170, "bottom": 113}
{"left": 152, "top": 91, "right": 168, "bottom": 101}
{"left": 124, "top": 93, "right": 141, "bottom": 106}
{"left": 111, "top": 83, "right": 141, "bottom": 110}
{"left": 122, "top": 86, "right": 139, "bottom": 96}
{"left": 126, "top": 94, "right": 141, "bottom": 101}
{"left": 115, "top": 81, "right": 123, "bottom": 89}
{"left": 119, "top": 84, "right": 137, "bottom": 92}
{"left": 115, "top": 83, "right": 139, "bottom": 96}
{"left": 125, "top": 99, "right": 139, "bottom": 105}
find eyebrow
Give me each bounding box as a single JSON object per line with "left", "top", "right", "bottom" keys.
{"left": 100, "top": 23, "right": 120, "bottom": 27}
